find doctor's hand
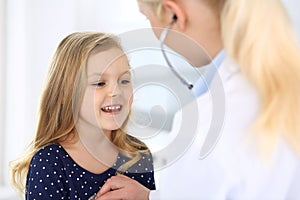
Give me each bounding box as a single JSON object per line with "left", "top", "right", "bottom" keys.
{"left": 96, "top": 174, "right": 150, "bottom": 200}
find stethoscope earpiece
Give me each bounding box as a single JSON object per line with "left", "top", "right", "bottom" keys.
{"left": 172, "top": 14, "right": 178, "bottom": 22}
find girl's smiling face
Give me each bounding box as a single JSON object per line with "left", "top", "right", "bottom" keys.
{"left": 79, "top": 47, "right": 133, "bottom": 137}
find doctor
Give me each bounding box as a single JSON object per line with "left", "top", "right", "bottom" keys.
{"left": 97, "top": 0, "right": 300, "bottom": 199}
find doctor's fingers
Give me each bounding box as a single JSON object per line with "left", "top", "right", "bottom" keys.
{"left": 97, "top": 189, "right": 126, "bottom": 200}
{"left": 97, "top": 175, "right": 130, "bottom": 196}
{"left": 97, "top": 175, "right": 150, "bottom": 200}
{"left": 97, "top": 186, "right": 149, "bottom": 200}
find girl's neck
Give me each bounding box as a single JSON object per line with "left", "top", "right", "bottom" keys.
{"left": 59, "top": 124, "right": 116, "bottom": 154}
{"left": 59, "top": 131, "right": 119, "bottom": 174}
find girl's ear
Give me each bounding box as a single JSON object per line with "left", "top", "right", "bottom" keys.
{"left": 162, "top": 0, "right": 187, "bottom": 31}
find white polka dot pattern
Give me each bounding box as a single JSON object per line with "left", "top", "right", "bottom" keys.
{"left": 25, "top": 144, "right": 155, "bottom": 199}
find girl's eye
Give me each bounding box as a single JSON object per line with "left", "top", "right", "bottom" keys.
{"left": 120, "top": 79, "right": 131, "bottom": 85}
{"left": 94, "top": 82, "right": 106, "bottom": 87}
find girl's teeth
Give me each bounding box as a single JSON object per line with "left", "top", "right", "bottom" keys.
{"left": 102, "top": 105, "right": 121, "bottom": 112}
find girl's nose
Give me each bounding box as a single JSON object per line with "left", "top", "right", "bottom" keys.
{"left": 107, "top": 83, "right": 121, "bottom": 97}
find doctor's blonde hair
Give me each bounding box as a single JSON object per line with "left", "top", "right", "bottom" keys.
{"left": 140, "top": 0, "right": 300, "bottom": 155}
{"left": 10, "top": 32, "right": 149, "bottom": 194}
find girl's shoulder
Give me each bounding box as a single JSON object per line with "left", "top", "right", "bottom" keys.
{"left": 30, "top": 143, "right": 69, "bottom": 166}
{"left": 34, "top": 143, "right": 65, "bottom": 156}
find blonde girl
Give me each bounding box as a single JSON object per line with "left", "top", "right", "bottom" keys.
{"left": 10, "top": 32, "right": 155, "bottom": 199}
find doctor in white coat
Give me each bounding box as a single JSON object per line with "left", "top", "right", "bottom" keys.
{"left": 97, "top": 0, "right": 300, "bottom": 199}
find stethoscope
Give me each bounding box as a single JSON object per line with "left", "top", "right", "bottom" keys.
{"left": 159, "top": 15, "right": 194, "bottom": 90}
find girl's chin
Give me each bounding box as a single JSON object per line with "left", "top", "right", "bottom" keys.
{"left": 99, "top": 121, "right": 125, "bottom": 133}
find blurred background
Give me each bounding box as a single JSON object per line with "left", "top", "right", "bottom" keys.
{"left": 0, "top": 0, "right": 299, "bottom": 199}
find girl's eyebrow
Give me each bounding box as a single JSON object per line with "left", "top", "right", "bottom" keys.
{"left": 120, "top": 70, "right": 131, "bottom": 76}
{"left": 88, "top": 73, "right": 104, "bottom": 78}
{"left": 88, "top": 70, "right": 131, "bottom": 78}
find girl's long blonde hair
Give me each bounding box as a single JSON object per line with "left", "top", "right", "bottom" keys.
{"left": 141, "top": 0, "right": 300, "bottom": 156}
{"left": 10, "top": 32, "right": 148, "bottom": 194}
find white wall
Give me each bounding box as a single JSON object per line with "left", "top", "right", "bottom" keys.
{"left": 283, "top": 0, "right": 300, "bottom": 39}
{"left": 0, "top": 0, "right": 6, "bottom": 188}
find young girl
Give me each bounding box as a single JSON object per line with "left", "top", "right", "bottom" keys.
{"left": 10, "top": 32, "right": 155, "bottom": 199}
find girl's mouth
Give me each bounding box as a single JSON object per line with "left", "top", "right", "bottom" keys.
{"left": 101, "top": 105, "right": 122, "bottom": 114}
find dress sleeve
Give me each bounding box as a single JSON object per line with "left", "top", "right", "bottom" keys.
{"left": 26, "top": 149, "right": 68, "bottom": 199}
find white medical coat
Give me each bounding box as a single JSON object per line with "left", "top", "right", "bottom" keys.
{"left": 150, "top": 57, "right": 300, "bottom": 199}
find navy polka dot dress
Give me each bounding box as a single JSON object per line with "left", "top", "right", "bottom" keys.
{"left": 26, "top": 144, "right": 155, "bottom": 199}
